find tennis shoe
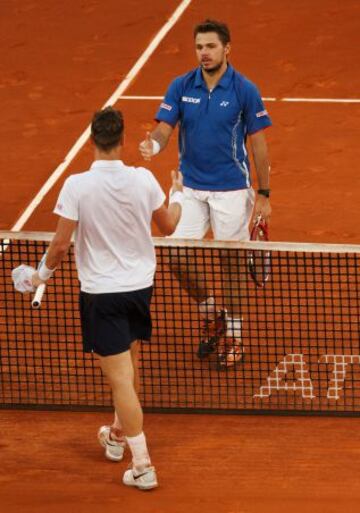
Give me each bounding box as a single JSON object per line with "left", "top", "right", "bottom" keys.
{"left": 217, "top": 337, "right": 244, "bottom": 369}
{"left": 98, "top": 425, "right": 126, "bottom": 462}
{"left": 123, "top": 465, "right": 158, "bottom": 490}
{"left": 197, "top": 309, "right": 227, "bottom": 359}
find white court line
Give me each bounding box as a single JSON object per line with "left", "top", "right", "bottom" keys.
{"left": 281, "top": 97, "right": 360, "bottom": 103}
{"left": 11, "top": 0, "right": 193, "bottom": 232}
{"left": 119, "top": 95, "right": 278, "bottom": 101}
{"left": 119, "top": 95, "right": 279, "bottom": 101}
{"left": 120, "top": 95, "right": 360, "bottom": 103}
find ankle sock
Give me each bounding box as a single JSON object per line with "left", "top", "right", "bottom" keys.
{"left": 126, "top": 432, "right": 151, "bottom": 471}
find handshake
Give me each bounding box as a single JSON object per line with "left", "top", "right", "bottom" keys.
{"left": 139, "top": 131, "right": 183, "bottom": 196}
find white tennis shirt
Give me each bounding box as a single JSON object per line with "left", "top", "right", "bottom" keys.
{"left": 53, "top": 160, "right": 165, "bottom": 293}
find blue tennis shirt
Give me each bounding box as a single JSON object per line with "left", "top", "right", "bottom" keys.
{"left": 155, "top": 64, "right": 272, "bottom": 191}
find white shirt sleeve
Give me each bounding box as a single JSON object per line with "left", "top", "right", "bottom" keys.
{"left": 53, "top": 176, "right": 79, "bottom": 220}
{"left": 145, "top": 169, "right": 166, "bottom": 211}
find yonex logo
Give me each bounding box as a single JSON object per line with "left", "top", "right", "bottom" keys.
{"left": 220, "top": 101, "right": 229, "bottom": 107}
{"left": 182, "top": 96, "right": 201, "bottom": 104}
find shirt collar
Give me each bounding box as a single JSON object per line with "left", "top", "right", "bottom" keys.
{"left": 194, "top": 63, "right": 234, "bottom": 89}
{"left": 90, "top": 160, "right": 124, "bottom": 171}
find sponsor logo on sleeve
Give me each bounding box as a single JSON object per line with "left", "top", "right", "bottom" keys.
{"left": 256, "top": 109, "right": 268, "bottom": 118}
{"left": 160, "top": 102, "right": 173, "bottom": 112}
{"left": 181, "top": 96, "right": 201, "bottom": 104}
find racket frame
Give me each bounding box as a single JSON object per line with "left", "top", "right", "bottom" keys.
{"left": 248, "top": 216, "right": 271, "bottom": 288}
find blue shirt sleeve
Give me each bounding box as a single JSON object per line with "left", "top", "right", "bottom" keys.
{"left": 243, "top": 80, "right": 272, "bottom": 135}
{"left": 155, "top": 77, "right": 182, "bottom": 127}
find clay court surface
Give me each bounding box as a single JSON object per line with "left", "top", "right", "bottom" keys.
{"left": 1, "top": 1, "right": 360, "bottom": 512}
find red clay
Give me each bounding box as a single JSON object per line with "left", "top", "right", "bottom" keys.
{"left": 0, "top": 1, "right": 359, "bottom": 511}
{"left": 1, "top": 411, "right": 360, "bottom": 513}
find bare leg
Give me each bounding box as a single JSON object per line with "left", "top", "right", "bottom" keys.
{"left": 98, "top": 348, "right": 157, "bottom": 487}
{"left": 98, "top": 350, "right": 142, "bottom": 437}
{"left": 220, "top": 248, "right": 246, "bottom": 317}
{"left": 111, "top": 340, "right": 140, "bottom": 431}
{"left": 130, "top": 340, "right": 140, "bottom": 394}
{"left": 216, "top": 249, "right": 245, "bottom": 367}
{"left": 169, "top": 240, "right": 244, "bottom": 366}
{"left": 169, "top": 248, "right": 211, "bottom": 303}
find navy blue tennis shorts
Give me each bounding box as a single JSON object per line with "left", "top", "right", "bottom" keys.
{"left": 79, "top": 286, "right": 153, "bottom": 356}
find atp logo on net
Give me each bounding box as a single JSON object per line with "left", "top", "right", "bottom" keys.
{"left": 253, "top": 353, "right": 360, "bottom": 401}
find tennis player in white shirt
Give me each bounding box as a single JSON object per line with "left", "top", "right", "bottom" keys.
{"left": 12, "top": 106, "right": 183, "bottom": 490}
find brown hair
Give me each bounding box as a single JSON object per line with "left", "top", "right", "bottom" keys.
{"left": 193, "top": 19, "right": 231, "bottom": 45}
{"left": 91, "top": 106, "right": 124, "bottom": 152}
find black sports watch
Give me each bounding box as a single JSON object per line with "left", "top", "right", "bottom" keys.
{"left": 257, "top": 189, "right": 270, "bottom": 198}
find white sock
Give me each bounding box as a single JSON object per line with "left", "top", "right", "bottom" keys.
{"left": 126, "top": 432, "right": 151, "bottom": 471}
{"left": 199, "top": 297, "right": 216, "bottom": 319}
{"left": 226, "top": 317, "right": 242, "bottom": 339}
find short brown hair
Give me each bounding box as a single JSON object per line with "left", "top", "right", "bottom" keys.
{"left": 91, "top": 107, "right": 124, "bottom": 152}
{"left": 193, "top": 19, "right": 231, "bottom": 45}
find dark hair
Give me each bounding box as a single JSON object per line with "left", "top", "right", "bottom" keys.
{"left": 193, "top": 19, "right": 231, "bottom": 45}
{"left": 91, "top": 106, "right": 124, "bottom": 152}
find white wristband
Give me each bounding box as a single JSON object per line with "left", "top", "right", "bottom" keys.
{"left": 151, "top": 139, "right": 160, "bottom": 155}
{"left": 38, "top": 262, "right": 55, "bottom": 281}
{"left": 169, "top": 191, "right": 184, "bottom": 207}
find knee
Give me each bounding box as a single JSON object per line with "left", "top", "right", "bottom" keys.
{"left": 109, "top": 371, "right": 133, "bottom": 390}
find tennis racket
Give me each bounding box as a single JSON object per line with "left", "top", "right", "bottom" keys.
{"left": 32, "top": 283, "right": 46, "bottom": 309}
{"left": 31, "top": 252, "right": 47, "bottom": 309}
{"left": 248, "top": 215, "right": 271, "bottom": 288}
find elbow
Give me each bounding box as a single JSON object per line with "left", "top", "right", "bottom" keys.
{"left": 160, "top": 219, "right": 179, "bottom": 236}
{"left": 153, "top": 207, "right": 181, "bottom": 236}
{"left": 162, "top": 224, "right": 176, "bottom": 236}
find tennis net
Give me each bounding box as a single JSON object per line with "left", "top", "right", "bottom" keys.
{"left": 1, "top": 231, "right": 360, "bottom": 415}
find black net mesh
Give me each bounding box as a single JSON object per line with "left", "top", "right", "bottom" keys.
{"left": 1, "top": 233, "right": 360, "bottom": 415}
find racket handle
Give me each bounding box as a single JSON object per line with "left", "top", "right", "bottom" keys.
{"left": 32, "top": 283, "right": 46, "bottom": 309}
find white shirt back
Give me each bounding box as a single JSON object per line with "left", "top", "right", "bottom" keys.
{"left": 53, "top": 160, "right": 165, "bottom": 293}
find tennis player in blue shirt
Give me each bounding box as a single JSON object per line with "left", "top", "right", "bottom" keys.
{"left": 139, "top": 19, "right": 272, "bottom": 369}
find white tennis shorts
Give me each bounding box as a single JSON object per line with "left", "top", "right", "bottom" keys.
{"left": 170, "top": 186, "right": 255, "bottom": 241}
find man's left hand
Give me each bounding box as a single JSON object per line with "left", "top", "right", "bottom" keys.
{"left": 32, "top": 271, "right": 45, "bottom": 288}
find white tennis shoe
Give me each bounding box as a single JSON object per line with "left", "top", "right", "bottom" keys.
{"left": 97, "top": 425, "right": 126, "bottom": 462}
{"left": 123, "top": 466, "right": 158, "bottom": 490}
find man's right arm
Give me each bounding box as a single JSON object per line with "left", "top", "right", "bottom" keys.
{"left": 152, "top": 202, "right": 181, "bottom": 236}
{"left": 140, "top": 76, "right": 182, "bottom": 160}
{"left": 139, "top": 122, "right": 174, "bottom": 161}
{"left": 152, "top": 169, "right": 183, "bottom": 235}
